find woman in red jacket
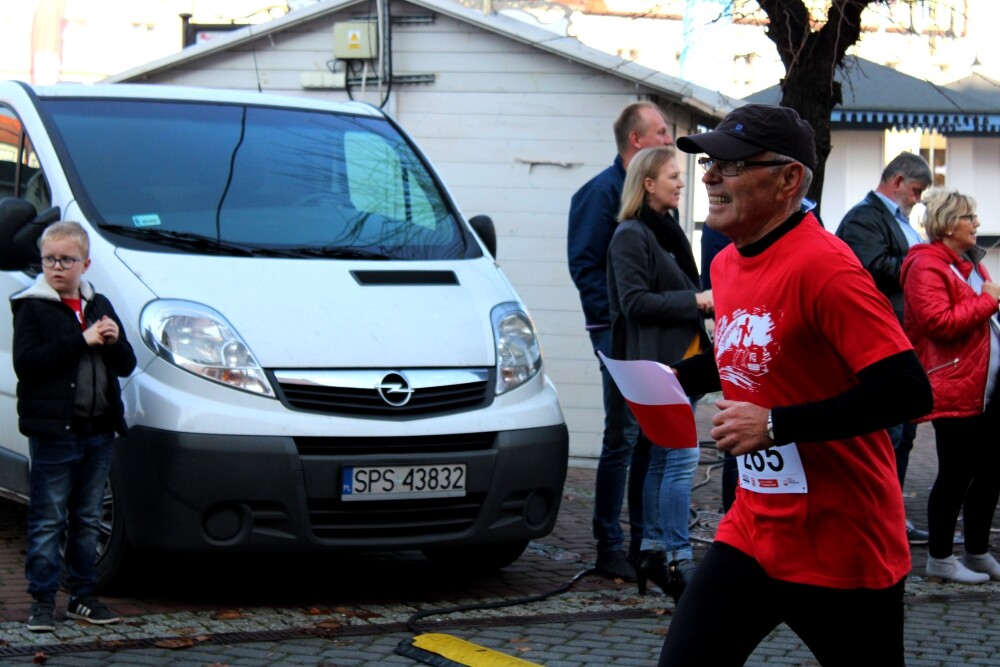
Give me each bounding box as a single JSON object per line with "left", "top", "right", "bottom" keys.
{"left": 901, "top": 189, "right": 1000, "bottom": 584}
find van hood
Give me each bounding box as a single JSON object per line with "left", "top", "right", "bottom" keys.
{"left": 115, "top": 250, "right": 514, "bottom": 368}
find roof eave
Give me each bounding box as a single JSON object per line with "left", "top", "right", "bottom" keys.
{"left": 103, "top": 0, "right": 737, "bottom": 120}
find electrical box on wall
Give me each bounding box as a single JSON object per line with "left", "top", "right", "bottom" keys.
{"left": 333, "top": 21, "right": 378, "bottom": 59}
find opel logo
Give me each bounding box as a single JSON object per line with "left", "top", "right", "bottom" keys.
{"left": 375, "top": 372, "right": 414, "bottom": 407}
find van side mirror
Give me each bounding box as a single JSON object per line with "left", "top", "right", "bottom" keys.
{"left": 0, "top": 198, "right": 58, "bottom": 270}
{"left": 468, "top": 215, "right": 497, "bottom": 258}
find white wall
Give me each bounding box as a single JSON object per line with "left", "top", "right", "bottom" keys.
{"left": 946, "top": 136, "right": 1000, "bottom": 277}
{"left": 946, "top": 137, "right": 1000, "bottom": 237}
{"left": 821, "top": 130, "right": 886, "bottom": 232}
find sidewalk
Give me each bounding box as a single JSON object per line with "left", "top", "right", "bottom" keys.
{"left": 0, "top": 403, "right": 999, "bottom": 665}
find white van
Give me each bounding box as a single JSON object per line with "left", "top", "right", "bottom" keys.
{"left": 0, "top": 82, "right": 568, "bottom": 588}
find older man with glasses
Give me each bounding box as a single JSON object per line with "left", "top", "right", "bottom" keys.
{"left": 836, "top": 151, "right": 934, "bottom": 547}
{"left": 655, "top": 104, "right": 933, "bottom": 666}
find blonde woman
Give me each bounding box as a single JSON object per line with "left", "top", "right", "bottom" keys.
{"left": 901, "top": 189, "right": 1000, "bottom": 584}
{"left": 607, "top": 146, "right": 711, "bottom": 602}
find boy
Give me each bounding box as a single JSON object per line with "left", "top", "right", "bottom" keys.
{"left": 11, "top": 221, "right": 136, "bottom": 632}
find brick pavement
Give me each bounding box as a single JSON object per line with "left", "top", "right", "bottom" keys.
{"left": 1, "top": 403, "right": 999, "bottom": 665}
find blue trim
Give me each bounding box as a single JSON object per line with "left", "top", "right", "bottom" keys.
{"left": 831, "top": 110, "right": 1000, "bottom": 134}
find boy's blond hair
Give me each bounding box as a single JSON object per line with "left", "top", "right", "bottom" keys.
{"left": 39, "top": 221, "right": 90, "bottom": 259}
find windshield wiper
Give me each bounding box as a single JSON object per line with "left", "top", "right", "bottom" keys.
{"left": 99, "top": 224, "right": 257, "bottom": 256}
{"left": 275, "top": 245, "right": 393, "bottom": 260}
{"left": 100, "top": 225, "right": 395, "bottom": 260}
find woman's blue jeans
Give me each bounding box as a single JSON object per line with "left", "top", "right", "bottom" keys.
{"left": 640, "top": 415, "right": 700, "bottom": 561}
{"left": 26, "top": 431, "right": 114, "bottom": 602}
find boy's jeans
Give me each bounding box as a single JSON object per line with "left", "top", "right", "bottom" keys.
{"left": 26, "top": 431, "right": 114, "bottom": 602}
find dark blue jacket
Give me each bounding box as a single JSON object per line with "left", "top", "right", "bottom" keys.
{"left": 699, "top": 225, "right": 731, "bottom": 291}
{"left": 567, "top": 156, "right": 626, "bottom": 331}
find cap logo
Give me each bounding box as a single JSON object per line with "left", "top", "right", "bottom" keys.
{"left": 733, "top": 123, "right": 745, "bottom": 134}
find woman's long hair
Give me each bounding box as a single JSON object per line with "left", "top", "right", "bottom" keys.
{"left": 617, "top": 146, "right": 676, "bottom": 222}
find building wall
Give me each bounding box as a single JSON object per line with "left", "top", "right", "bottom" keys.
{"left": 945, "top": 136, "right": 1000, "bottom": 277}
{"left": 821, "top": 130, "right": 887, "bottom": 231}
{"left": 122, "top": 2, "right": 709, "bottom": 461}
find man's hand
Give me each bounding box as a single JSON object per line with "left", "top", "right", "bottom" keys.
{"left": 710, "top": 399, "right": 771, "bottom": 456}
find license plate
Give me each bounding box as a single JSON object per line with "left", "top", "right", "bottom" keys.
{"left": 341, "top": 463, "right": 467, "bottom": 501}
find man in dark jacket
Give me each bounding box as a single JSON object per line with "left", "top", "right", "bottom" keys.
{"left": 567, "top": 101, "right": 674, "bottom": 581}
{"left": 835, "top": 151, "right": 933, "bottom": 545}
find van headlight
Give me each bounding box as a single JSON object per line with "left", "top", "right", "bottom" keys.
{"left": 140, "top": 300, "right": 275, "bottom": 397}
{"left": 491, "top": 302, "right": 541, "bottom": 395}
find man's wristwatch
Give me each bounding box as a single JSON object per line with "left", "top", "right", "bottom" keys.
{"left": 766, "top": 410, "right": 775, "bottom": 444}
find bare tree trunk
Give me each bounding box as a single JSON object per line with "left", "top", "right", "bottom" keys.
{"left": 755, "top": 0, "right": 874, "bottom": 217}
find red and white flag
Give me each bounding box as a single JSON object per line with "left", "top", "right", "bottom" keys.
{"left": 598, "top": 352, "right": 697, "bottom": 448}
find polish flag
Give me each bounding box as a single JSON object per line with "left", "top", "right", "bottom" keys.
{"left": 598, "top": 352, "right": 697, "bottom": 448}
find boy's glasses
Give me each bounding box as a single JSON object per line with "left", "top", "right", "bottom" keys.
{"left": 41, "top": 255, "right": 82, "bottom": 269}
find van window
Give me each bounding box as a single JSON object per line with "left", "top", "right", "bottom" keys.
{"left": 345, "top": 133, "right": 437, "bottom": 230}
{"left": 39, "top": 99, "right": 477, "bottom": 260}
{"left": 0, "top": 108, "right": 50, "bottom": 211}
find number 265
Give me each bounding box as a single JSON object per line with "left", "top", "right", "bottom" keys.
{"left": 742, "top": 448, "right": 785, "bottom": 473}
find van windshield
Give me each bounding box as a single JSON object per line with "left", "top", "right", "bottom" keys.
{"left": 40, "top": 98, "right": 477, "bottom": 260}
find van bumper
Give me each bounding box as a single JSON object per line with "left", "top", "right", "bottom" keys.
{"left": 113, "top": 424, "right": 569, "bottom": 553}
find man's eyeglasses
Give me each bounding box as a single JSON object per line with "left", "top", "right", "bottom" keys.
{"left": 41, "top": 255, "right": 82, "bottom": 269}
{"left": 697, "top": 157, "right": 793, "bottom": 177}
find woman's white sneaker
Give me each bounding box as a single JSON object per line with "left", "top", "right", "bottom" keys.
{"left": 926, "top": 555, "right": 990, "bottom": 584}
{"left": 962, "top": 552, "right": 1000, "bottom": 581}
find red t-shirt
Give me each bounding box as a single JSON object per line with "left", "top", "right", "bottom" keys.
{"left": 62, "top": 297, "right": 85, "bottom": 331}
{"left": 710, "top": 214, "right": 911, "bottom": 589}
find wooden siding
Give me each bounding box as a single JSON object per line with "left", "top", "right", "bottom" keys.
{"left": 132, "top": 1, "right": 708, "bottom": 460}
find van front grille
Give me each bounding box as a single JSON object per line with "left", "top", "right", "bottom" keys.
{"left": 271, "top": 368, "right": 492, "bottom": 417}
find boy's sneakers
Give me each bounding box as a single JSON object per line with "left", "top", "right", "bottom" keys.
{"left": 27, "top": 602, "right": 55, "bottom": 632}
{"left": 66, "top": 596, "right": 121, "bottom": 625}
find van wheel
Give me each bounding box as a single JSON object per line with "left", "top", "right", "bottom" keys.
{"left": 93, "top": 477, "right": 134, "bottom": 592}
{"left": 57, "top": 476, "right": 133, "bottom": 593}
{"left": 422, "top": 540, "right": 528, "bottom": 572}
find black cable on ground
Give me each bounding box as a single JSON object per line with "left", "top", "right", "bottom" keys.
{"left": 399, "top": 440, "right": 722, "bottom": 662}
{"left": 693, "top": 438, "right": 723, "bottom": 492}
{"left": 403, "top": 440, "right": 721, "bottom": 636}
{"left": 397, "top": 565, "right": 599, "bottom": 664}
{"left": 403, "top": 565, "right": 597, "bottom": 634}
{"left": 689, "top": 438, "right": 724, "bottom": 540}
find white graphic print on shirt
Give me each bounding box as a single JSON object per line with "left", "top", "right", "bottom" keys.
{"left": 714, "top": 308, "right": 775, "bottom": 393}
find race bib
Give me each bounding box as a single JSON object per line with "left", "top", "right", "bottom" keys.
{"left": 738, "top": 443, "right": 808, "bottom": 494}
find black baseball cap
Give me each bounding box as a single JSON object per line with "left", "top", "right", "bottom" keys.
{"left": 676, "top": 104, "right": 817, "bottom": 170}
